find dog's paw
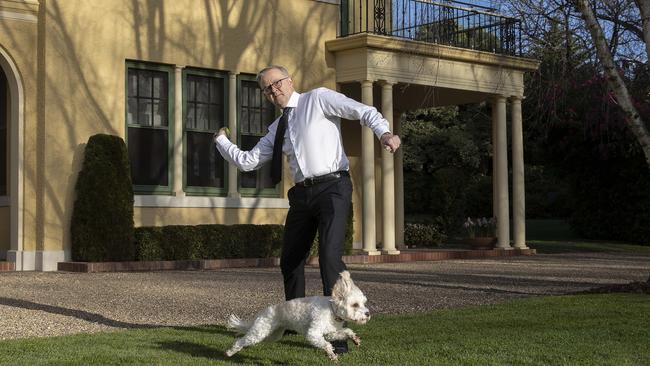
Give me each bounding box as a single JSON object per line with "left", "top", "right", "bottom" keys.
{"left": 327, "top": 351, "right": 339, "bottom": 362}
{"left": 352, "top": 335, "right": 361, "bottom": 346}
{"left": 225, "top": 349, "right": 235, "bottom": 357}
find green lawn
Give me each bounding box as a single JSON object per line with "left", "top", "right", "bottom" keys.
{"left": 1, "top": 293, "right": 648, "bottom": 365}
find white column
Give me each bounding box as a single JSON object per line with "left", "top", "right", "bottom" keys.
{"left": 361, "top": 80, "right": 379, "bottom": 255}
{"left": 173, "top": 66, "right": 185, "bottom": 197}
{"left": 394, "top": 112, "right": 405, "bottom": 249}
{"left": 227, "top": 72, "right": 240, "bottom": 198}
{"left": 511, "top": 96, "right": 527, "bottom": 249}
{"left": 493, "top": 96, "right": 511, "bottom": 249}
{"left": 381, "top": 81, "right": 399, "bottom": 255}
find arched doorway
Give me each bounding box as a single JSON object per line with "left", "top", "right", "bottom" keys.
{"left": 0, "top": 46, "right": 24, "bottom": 270}
{"left": 0, "top": 61, "right": 9, "bottom": 258}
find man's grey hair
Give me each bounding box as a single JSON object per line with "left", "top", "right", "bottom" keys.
{"left": 256, "top": 65, "right": 290, "bottom": 87}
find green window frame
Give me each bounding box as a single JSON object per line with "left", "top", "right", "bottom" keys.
{"left": 183, "top": 68, "right": 228, "bottom": 195}
{"left": 125, "top": 61, "right": 174, "bottom": 194}
{"left": 237, "top": 74, "right": 280, "bottom": 197}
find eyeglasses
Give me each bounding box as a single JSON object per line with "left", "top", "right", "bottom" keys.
{"left": 262, "top": 77, "right": 289, "bottom": 95}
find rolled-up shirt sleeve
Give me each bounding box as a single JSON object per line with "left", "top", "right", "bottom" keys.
{"left": 214, "top": 131, "right": 274, "bottom": 172}
{"left": 316, "top": 88, "right": 390, "bottom": 138}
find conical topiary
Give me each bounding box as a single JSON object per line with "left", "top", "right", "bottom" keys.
{"left": 71, "top": 134, "right": 134, "bottom": 261}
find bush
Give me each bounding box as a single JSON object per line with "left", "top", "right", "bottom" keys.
{"left": 134, "top": 224, "right": 284, "bottom": 261}
{"left": 404, "top": 223, "right": 446, "bottom": 247}
{"left": 133, "top": 206, "right": 353, "bottom": 262}
{"left": 71, "top": 134, "right": 134, "bottom": 261}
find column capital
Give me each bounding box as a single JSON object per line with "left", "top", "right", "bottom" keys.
{"left": 509, "top": 95, "right": 523, "bottom": 102}
{"left": 360, "top": 80, "right": 374, "bottom": 87}
{"left": 379, "top": 80, "right": 395, "bottom": 87}
{"left": 228, "top": 71, "right": 240, "bottom": 77}
{"left": 492, "top": 94, "right": 507, "bottom": 103}
{"left": 175, "top": 65, "right": 186, "bottom": 70}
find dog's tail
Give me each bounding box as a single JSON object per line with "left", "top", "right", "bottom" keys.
{"left": 226, "top": 314, "right": 252, "bottom": 334}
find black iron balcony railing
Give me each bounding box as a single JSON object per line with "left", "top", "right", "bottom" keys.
{"left": 340, "top": 0, "right": 521, "bottom": 56}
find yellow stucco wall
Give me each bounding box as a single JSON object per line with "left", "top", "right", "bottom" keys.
{"left": 0, "top": 0, "right": 39, "bottom": 253}
{"left": 34, "top": 0, "right": 339, "bottom": 253}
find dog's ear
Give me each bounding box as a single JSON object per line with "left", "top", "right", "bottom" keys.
{"left": 340, "top": 271, "right": 351, "bottom": 282}
{"left": 332, "top": 271, "right": 353, "bottom": 301}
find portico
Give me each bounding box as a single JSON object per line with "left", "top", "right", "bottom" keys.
{"left": 326, "top": 33, "right": 539, "bottom": 253}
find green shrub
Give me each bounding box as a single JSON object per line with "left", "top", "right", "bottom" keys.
{"left": 133, "top": 214, "right": 352, "bottom": 262}
{"left": 134, "top": 224, "right": 284, "bottom": 261}
{"left": 134, "top": 227, "right": 164, "bottom": 261}
{"left": 71, "top": 134, "right": 134, "bottom": 261}
{"left": 404, "top": 223, "right": 446, "bottom": 247}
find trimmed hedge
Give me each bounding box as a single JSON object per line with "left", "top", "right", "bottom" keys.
{"left": 71, "top": 134, "right": 134, "bottom": 261}
{"left": 404, "top": 222, "right": 446, "bottom": 247}
{"left": 135, "top": 224, "right": 284, "bottom": 261}
{"left": 136, "top": 209, "right": 354, "bottom": 261}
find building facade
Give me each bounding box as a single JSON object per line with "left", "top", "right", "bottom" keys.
{"left": 0, "top": 0, "right": 538, "bottom": 271}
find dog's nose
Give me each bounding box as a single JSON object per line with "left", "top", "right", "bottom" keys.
{"left": 364, "top": 311, "right": 370, "bottom": 317}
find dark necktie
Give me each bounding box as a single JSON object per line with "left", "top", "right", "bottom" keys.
{"left": 271, "top": 107, "right": 292, "bottom": 185}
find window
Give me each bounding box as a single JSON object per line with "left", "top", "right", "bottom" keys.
{"left": 184, "top": 70, "right": 227, "bottom": 194}
{"left": 126, "top": 63, "right": 173, "bottom": 193}
{"left": 238, "top": 76, "right": 279, "bottom": 196}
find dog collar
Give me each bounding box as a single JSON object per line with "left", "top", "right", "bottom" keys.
{"left": 329, "top": 302, "right": 344, "bottom": 323}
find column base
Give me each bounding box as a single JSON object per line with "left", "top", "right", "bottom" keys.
{"left": 383, "top": 250, "right": 400, "bottom": 255}
{"left": 513, "top": 244, "right": 529, "bottom": 250}
{"left": 227, "top": 192, "right": 241, "bottom": 198}
{"left": 495, "top": 245, "right": 514, "bottom": 250}
{"left": 363, "top": 250, "right": 381, "bottom": 256}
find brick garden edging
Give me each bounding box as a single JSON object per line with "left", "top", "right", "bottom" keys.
{"left": 0, "top": 261, "right": 15, "bottom": 271}
{"left": 57, "top": 248, "right": 536, "bottom": 273}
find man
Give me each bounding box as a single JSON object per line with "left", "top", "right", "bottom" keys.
{"left": 214, "top": 65, "right": 400, "bottom": 353}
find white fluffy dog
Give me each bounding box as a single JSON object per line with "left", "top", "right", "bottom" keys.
{"left": 225, "top": 271, "right": 370, "bottom": 361}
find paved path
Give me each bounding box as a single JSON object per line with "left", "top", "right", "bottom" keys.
{"left": 1, "top": 252, "right": 648, "bottom": 340}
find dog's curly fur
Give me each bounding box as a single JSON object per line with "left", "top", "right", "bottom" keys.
{"left": 225, "top": 271, "right": 370, "bottom": 361}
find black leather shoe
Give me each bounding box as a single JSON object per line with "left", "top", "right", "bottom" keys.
{"left": 331, "top": 340, "right": 348, "bottom": 354}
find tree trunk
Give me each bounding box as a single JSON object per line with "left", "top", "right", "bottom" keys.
{"left": 635, "top": 0, "right": 650, "bottom": 61}
{"left": 574, "top": 0, "right": 650, "bottom": 170}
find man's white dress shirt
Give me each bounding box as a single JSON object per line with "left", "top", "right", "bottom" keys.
{"left": 215, "top": 88, "right": 390, "bottom": 183}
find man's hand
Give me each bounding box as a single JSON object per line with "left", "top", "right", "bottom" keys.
{"left": 214, "top": 127, "right": 231, "bottom": 142}
{"left": 380, "top": 132, "right": 401, "bottom": 153}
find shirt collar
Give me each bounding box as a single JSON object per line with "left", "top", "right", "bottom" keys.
{"left": 285, "top": 91, "right": 300, "bottom": 109}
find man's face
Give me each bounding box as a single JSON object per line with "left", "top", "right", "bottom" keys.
{"left": 260, "top": 69, "right": 294, "bottom": 109}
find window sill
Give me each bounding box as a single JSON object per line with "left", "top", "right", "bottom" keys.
{"left": 134, "top": 195, "right": 289, "bottom": 209}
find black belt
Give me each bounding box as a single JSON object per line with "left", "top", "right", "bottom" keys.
{"left": 295, "top": 170, "right": 349, "bottom": 187}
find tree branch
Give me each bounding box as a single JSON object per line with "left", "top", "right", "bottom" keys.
{"left": 634, "top": 0, "right": 650, "bottom": 62}
{"left": 573, "top": 0, "right": 650, "bottom": 170}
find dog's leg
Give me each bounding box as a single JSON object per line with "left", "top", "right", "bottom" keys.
{"left": 341, "top": 328, "right": 361, "bottom": 346}
{"left": 225, "top": 318, "right": 276, "bottom": 357}
{"left": 306, "top": 330, "right": 338, "bottom": 362}
{"left": 267, "top": 327, "right": 285, "bottom": 342}
{"left": 326, "top": 328, "right": 361, "bottom": 346}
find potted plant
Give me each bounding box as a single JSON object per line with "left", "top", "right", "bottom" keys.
{"left": 462, "top": 217, "right": 497, "bottom": 250}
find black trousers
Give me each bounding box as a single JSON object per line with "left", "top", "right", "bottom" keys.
{"left": 281, "top": 175, "right": 352, "bottom": 300}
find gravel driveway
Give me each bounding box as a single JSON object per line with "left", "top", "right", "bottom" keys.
{"left": 1, "top": 252, "right": 649, "bottom": 340}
